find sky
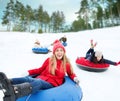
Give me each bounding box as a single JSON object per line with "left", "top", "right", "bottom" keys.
{"left": 0, "top": 26, "right": 120, "bottom": 101}
{"left": 0, "top": 0, "right": 81, "bottom": 30}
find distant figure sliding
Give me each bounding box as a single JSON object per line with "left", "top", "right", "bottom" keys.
{"left": 59, "top": 35, "right": 67, "bottom": 43}
{"left": 85, "top": 39, "right": 120, "bottom": 66}
{"left": 51, "top": 35, "right": 67, "bottom": 47}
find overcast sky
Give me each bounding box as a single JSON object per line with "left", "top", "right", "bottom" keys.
{"left": 0, "top": 0, "right": 81, "bottom": 29}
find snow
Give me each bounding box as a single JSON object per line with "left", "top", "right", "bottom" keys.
{"left": 0, "top": 26, "right": 120, "bottom": 101}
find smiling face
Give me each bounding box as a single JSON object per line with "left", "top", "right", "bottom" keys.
{"left": 54, "top": 48, "right": 64, "bottom": 60}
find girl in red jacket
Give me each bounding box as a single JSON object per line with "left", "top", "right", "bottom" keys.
{"left": 0, "top": 42, "right": 79, "bottom": 101}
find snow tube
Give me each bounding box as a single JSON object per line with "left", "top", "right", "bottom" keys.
{"left": 76, "top": 57, "right": 110, "bottom": 72}
{"left": 62, "top": 42, "right": 67, "bottom": 47}
{"left": 32, "top": 47, "right": 49, "bottom": 54}
{"left": 17, "top": 76, "right": 83, "bottom": 101}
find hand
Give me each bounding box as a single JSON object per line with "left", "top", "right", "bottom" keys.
{"left": 117, "top": 61, "right": 120, "bottom": 65}
{"left": 74, "top": 77, "right": 80, "bottom": 85}
{"left": 115, "top": 61, "right": 120, "bottom": 66}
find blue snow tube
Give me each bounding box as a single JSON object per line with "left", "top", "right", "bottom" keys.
{"left": 32, "top": 47, "right": 49, "bottom": 54}
{"left": 17, "top": 76, "right": 83, "bottom": 101}
{"left": 62, "top": 42, "right": 67, "bottom": 47}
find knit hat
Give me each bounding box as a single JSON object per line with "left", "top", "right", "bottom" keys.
{"left": 95, "top": 51, "right": 103, "bottom": 58}
{"left": 53, "top": 39, "right": 60, "bottom": 44}
{"left": 53, "top": 42, "right": 65, "bottom": 54}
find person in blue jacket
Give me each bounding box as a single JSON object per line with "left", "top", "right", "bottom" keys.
{"left": 59, "top": 35, "right": 67, "bottom": 43}
{"left": 85, "top": 39, "right": 120, "bottom": 65}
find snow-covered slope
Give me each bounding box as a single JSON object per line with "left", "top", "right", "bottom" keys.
{"left": 0, "top": 26, "right": 120, "bottom": 101}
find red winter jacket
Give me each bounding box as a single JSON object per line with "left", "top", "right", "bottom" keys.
{"left": 28, "top": 58, "right": 76, "bottom": 87}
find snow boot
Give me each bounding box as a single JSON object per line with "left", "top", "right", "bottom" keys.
{"left": 0, "top": 83, "right": 2, "bottom": 90}
{"left": 13, "top": 82, "right": 32, "bottom": 99}
{"left": 0, "top": 72, "right": 16, "bottom": 101}
{"left": 90, "top": 39, "right": 97, "bottom": 48}
{"left": 0, "top": 72, "right": 32, "bottom": 101}
{"left": 90, "top": 39, "right": 94, "bottom": 48}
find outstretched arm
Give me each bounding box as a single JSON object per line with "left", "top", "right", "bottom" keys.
{"left": 104, "top": 59, "right": 120, "bottom": 66}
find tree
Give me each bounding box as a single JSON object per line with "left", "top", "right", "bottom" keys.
{"left": 14, "top": 0, "right": 27, "bottom": 31}
{"left": 42, "top": 11, "right": 50, "bottom": 32}
{"left": 2, "top": 0, "right": 15, "bottom": 31}
{"left": 72, "top": 17, "right": 86, "bottom": 31}
{"left": 77, "top": 0, "right": 89, "bottom": 29}
{"left": 37, "top": 5, "right": 44, "bottom": 31}
{"left": 51, "top": 11, "right": 65, "bottom": 33}
{"left": 97, "top": 6, "right": 104, "bottom": 28}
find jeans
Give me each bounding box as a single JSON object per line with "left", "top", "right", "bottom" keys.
{"left": 11, "top": 76, "right": 53, "bottom": 93}
{"left": 85, "top": 48, "right": 94, "bottom": 59}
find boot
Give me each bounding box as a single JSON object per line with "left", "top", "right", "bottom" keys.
{"left": 0, "top": 72, "right": 16, "bottom": 101}
{"left": 3, "top": 83, "right": 32, "bottom": 101}
{"left": 13, "top": 82, "right": 32, "bottom": 99}
{"left": 0, "top": 83, "right": 2, "bottom": 90}
{"left": 90, "top": 39, "right": 93, "bottom": 48}
{"left": 90, "top": 39, "right": 97, "bottom": 48}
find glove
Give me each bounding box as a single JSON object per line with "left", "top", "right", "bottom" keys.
{"left": 115, "top": 61, "right": 120, "bottom": 66}
{"left": 21, "top": 71, "right": 29, "bottom": 77}
{"left": 117, "top": 61, "right": 120, "bottom": 65}
{"left": 73, "top": 77, "right": 80, "bottom": 85}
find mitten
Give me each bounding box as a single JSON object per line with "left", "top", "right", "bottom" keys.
{"left": 115, "top": 61, "right": 120, "bottom": 66}
{"left": 73, "top": 77, "right": 80, "bottom": 85}
{"left": 117, "top": 61, "right": 120, "bottom": 65}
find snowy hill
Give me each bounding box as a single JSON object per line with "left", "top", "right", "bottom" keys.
{"left": 0, "top": 26, "right": 120, "bottom": 101}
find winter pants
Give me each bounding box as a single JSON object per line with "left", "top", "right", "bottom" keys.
{"left": 85, "top": 48, "right": 94, "bottom": 59}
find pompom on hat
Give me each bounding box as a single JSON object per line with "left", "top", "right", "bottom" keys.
{"left": 53, "top": 42, "right": 65, "bottom": 54}
{"left": 53, "top": 39, "right": 60, "bottom": 44}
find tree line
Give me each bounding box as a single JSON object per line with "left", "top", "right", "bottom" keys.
{"left": 2, "top": 0, "right": 65, "bottom": 33}
{"left": 1, "top": 0, "right": 120, "bottom": 33}
{"left": 71, "top": 0, "right": 120, "bottom": 31}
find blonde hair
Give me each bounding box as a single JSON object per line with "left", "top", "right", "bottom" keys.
{"left": 49, "top": 54, "right": 73, "bottom": 75}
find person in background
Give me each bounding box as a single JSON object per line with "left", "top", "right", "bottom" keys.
{"left": 0, "top": 42, "right": 79, "bottom": 101}
{"left": 51, "top": 35, "right": 67, "bottom": 47}
{"left": 85, "top": 39, "right": 120, "bottom": 65}
{"left": 59, "top": 35, "right": 67, "bottom": 43}
{"left": 33, "top": 39, "right": 41, "bottom": 48}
